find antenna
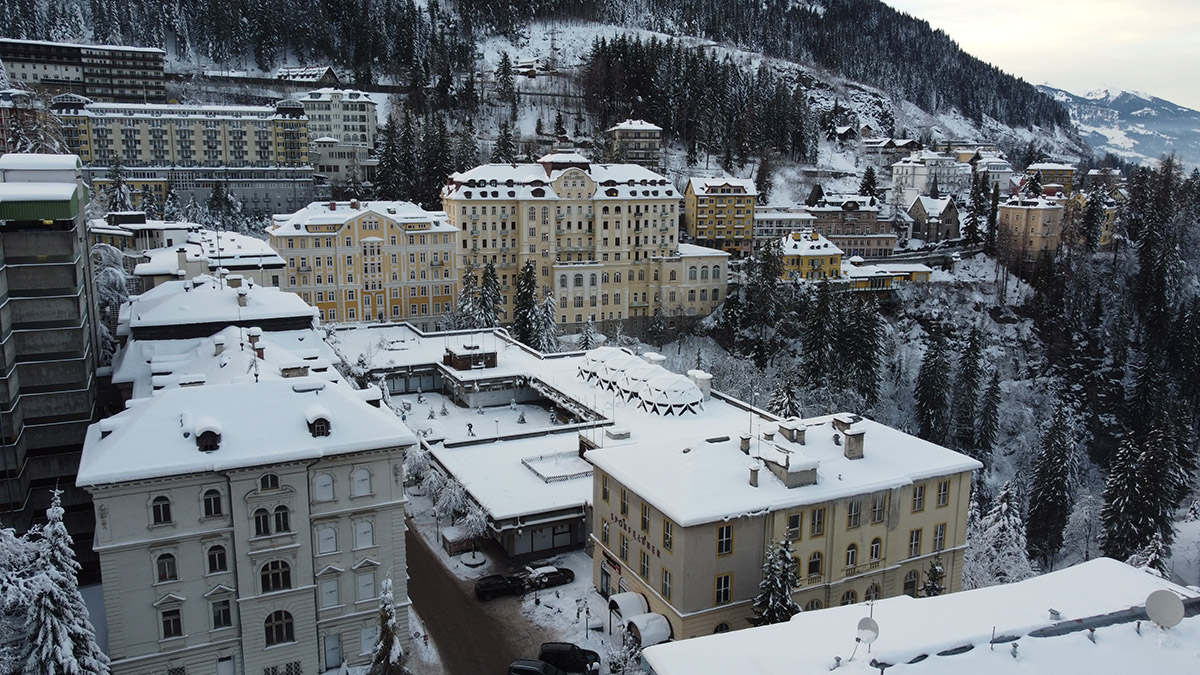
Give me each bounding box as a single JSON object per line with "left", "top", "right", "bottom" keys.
{"left": 1145, "top": 590, "right": 1184, "bottom": 629}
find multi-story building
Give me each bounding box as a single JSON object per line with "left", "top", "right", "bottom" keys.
{"left": 311, "top": 137, "right": 377, "bottom": 192}
{"left": 779, "top": 231, "right": 843, "bottom": 281}
{"left": 606, "top": 119, "right": 662, "bottom": 168}
{"left": 268, "top": 200, "right": 459, "bottom": 328}
{"left": 891, "top": 150, "right": 970, "bottom": 203}
{"left": 1067, "top": 190, "right": 1118, "bottom": 251}
{"left": 974, "top": 154, "right": 1014, "bottom": 194}
{"left": 806, "top": 194, "right": 896, "bottom": 258}
{"left": 77, "top": 376, "right": 416, "bottom": 675}
{"left": 907, "top": 195, "right": 961, "bottom": 243}
{"left": 0, "top": 38, "right": 166, "bottom": 103}
{"left": 1, "top": 88, "right": 41, "bottom": 153}
{"left": 752, "top": 208, "right": 815, "bottom": 249}
{"left": 997, "top": 195, "right": 1065, "bottom": 263}
{"left": 683, "top": 177, "right": 757, "bottom": 256}
{"left": 0, "top": 153, "right": 100, "bottom": 577}
{"left": 299, "top": 89, "right": 377, "bottom": 146}
{"left": 1026, "top": 162, "right": 1077, "bottom": 194}
{"left": 588, "top": 412, "right": 981, "bottom": 640}
{"left": 442, "top": 153, "right": 728, "bottom": 335}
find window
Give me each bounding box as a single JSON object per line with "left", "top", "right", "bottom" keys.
{"left": 661, "top": 569, "right": 672, "bottom": 600}
{"left": 601, "top": 521, "right": 609, "bottom": 545}
{"left": 161, "top": 608, "right": 183, "bottom": 639}
{"left": 619, "top": 534, "right": 629, "bottom": 561}
{"left": 870, "top": 538, "right": 882, "bottom": 562}
{"left": 360, "top": 626, "right": 379, "bottom": 655}
{"left": 714, "top": 574, "right": 731, "bottom": 605}
{"left": 317, "top": 526, "right": 337, "bottom": 554}
{"left": 871, "top": 495, "right": 886, "bottom": 523}
{"left": 151, "top": 495, "right": 172, "bottom": 524}
{"left": 207, "top": 545, "right": 228, "bottom": 573}
{"left": 840, "top": 590, "right": 858, "bottom": 605}
{"left": 716, "top": 525, "right": 733, "bottom": 556}
{"left": 211, "top": 599, "right": 232, "bottom": 629}
{"left": 639, "top": 551, "right": 650, "bottom": 578}
{"left": 601, "top": 475, "right": 609, "bottom": 502}
{"left": 351, "top": 468, "right": 372, "bottom": 496}
{"left": 260, "top": 473, "right": 280, "bottom": 491}
{"left": 846, "top": 544, "right": 858, "bottom": 568}
{"left": 904, "top": 570, "right": 920, "bottom": 597}
{"left": 662, "top": 519, "right": 673, "bottom": 551}
{"left": 865, "top": 583, "right": 881, "bottom": 601}
{"left": 264, "top": 611, "right": 295, "bottom": 646}
{"left": 787, "top": 513, "right": 801, "bottom": 540}
{"left": 156, "top": 553, "right": 178, "bottom": 582}
{"left": 274, "top": 505, "right": 291, "bottom": 533}
{"left": 640, "top": 503, "right": 650, "bottom": 532}
{"left": 811, "top": 508, "right": 825, "bottom": 537}
{"left": 356, "top": 570, "right": 376, "bottom": 602}
{"left": 912, "top": 484, "right": 925, "bottom": 512}
{"left": 937, "top": 480, "right": 950, "bottom": 507}
{"left": 203, "top": 490, "right": 223, "bottom": 517}
{"left": 805, "top": 599, "right": 822, "bottom": 611}
{"left": 254, "top": 509, "right": 271, "bottom": 536}
{"left": 908, "top": 529, "right": 922, "bottom": 558}
{"left": 320, "top": 578, "right": 339, "bottom": 608}
{"left": 808, "top": 552, "right": 823, "bottom": 577}
{"left": 934, "top": 523, "right": 946, "bottom": 552}
{"left": 620, "top": 489, "right": 628, "bottom": 516}
{"left": 323, "top": 634, "right": 342, "bottom": 668}
{"left": 314, "top": 473, "right": 335, "bottom": 501}
{"left": 847, "top": 501, "right": 861, "bottom": 529}
{"left": 354, "top": 520, "right": 375, "bottom": 549}
{"left": 261, "top": 560, "right": 292, "bottom": 592}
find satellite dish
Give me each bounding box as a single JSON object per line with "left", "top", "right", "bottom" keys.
{"left": 1145, "top": 590, "right": 1185, "bottom": 628}
{"left": 857, "top": 617, "right": 880, "bottom": 644}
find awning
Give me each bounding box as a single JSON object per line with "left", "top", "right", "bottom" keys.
{"left": 627, "top": 612, "right": 672, "bottom": 646}
{"left": 608, "top": 591, "right": 649, "bottom": 619}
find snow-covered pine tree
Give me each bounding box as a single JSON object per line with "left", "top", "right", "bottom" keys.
{"left": 478, "top": 260, "right": 502, "bottom": 328}
{"left": 754, "top": 148, "right": 774, "bottom": 204}
{"left": 748, "top": 538, "right": 802, "bottom": 626}
{"left": 858, "top": 166, "right": 877, "bottom": 198}
{"left": 20, "top": 490, "right": 110, "bottom": 675}
{"left": 450, "top": 265, "right": 480, "bottom": 329}
{"left": 1025, "top": 171, "right": 1043, "bottom": 197}
{"left": 961, "top": 497, "right": 989, "bottom": 590}
{"left": 106, "top": 156, "right": 135, "bottom": 212}
{"left": 1100, "top": 437, "right": 1147, "bottom": 564}
{"left": 985, "top": 183, "right": 1000, "bottom": 254}
{"left": 1062, "top": 494, "right": 1101, "bottom": 562}
{"left": 0, "top": 523, "right": 39, "bottom": 673}
{"left": 800, "top": 280, "right": 835, "bottom": 386}
{"left": 979, "top": 482, "right": 1035, "bottom": 586}
{"left": 491, "top": 122, "right": 516, "bottom": 163}
{"left": 962, "top": 173, "right": 986, "bottom": 246}
{"left": 0, "top": 57, "right": 10, "bottom": 89}
{"left": 767, "top": 377, "right": 802, "bottom": 419}
{"left": 578, "top": 317, "right": 599, "bottom": 350}
{"left": 367, "top": 577, "right": 410, "bottom": 675}
{"left": 975, "top": 370, "right": 1001, "bottom": 466}
{"left": 531, "top": 289, "right": 561, "bottom": 353}
{"left": 1135, "top": 423, "right": 1178, "bottom": 550}
{"left": 374, "top": 114, "right": 402, "bottom": 200}
{"left": 915, "top": 331, "right": 952, "bottom": 444}
{"left": 920, "top": 554, "right": 945, "bottom": 597}
{"left": 512, "top": 260, "right": 539, "bottom": 346}
{"left": 1025, "top": 405, "right": 1076, "bottom": 569}
{"left": 1124, "top": 532, "right": 1168, "bottom": 578}
{"left": 950, "top": 326, "right": 984, "bottom": 454}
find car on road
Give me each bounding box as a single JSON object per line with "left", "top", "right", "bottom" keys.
{"left": 508, "top": 659, "right": 564, "bottom": 675}
{"left": 526, "top": 565, "right": 575, "bottom": 589}
{"left": 538, "top": 642, "right": 601, "bottom": 673}
{"left": 475, "top": 574, "right": 525, "bottom": 600}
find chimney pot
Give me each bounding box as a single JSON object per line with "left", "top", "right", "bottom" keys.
{"left": 844, "top": 428, "right": 865, "bottom": 460}
{"left": 750, "top": 465, "right": 760, "bottom": 488}
{"left": 739, "top": 433, "right": 751, "bottom": 454}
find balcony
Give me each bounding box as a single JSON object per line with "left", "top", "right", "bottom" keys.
{"left": 470, "top": 213, "right": 479, "bottom": 221}
{"left": 470, "top": 229, "right": 479, "bottom": 236}
{"left": 430, "top": 260, "right": 443, "bottom": 267}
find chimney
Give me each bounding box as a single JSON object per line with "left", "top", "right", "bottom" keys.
{"left": 255, "top": 345, "right": 265, "bottom": 360}
{"left": 213, "top": 335, "right": 226, "bottom": 356}
{"left": 832, "top": 413, "right": 861, "bottom": 433}
{"left": 844, "top": 428, "right": 865, "bottom": 460}
{"left": 778, "top": 421, "right": 806, "bottom": 444}
{"left": 280, "top": 363, "right": 311, "bottom": 378}
{"left": 739, "top": 433, "right": 751, "bottom": 454}
{"left": 750, "top": 462, "right": 760, "bottom": 487}
{"left": 762, "top": 429, "right": 775, "bottom": 442}
{"left": 328, "top": 202, "right": 337, "bottom": 211}
{"left": 687, "top": 369, "right": 713, "bottom": 401}
{"left": 247, "top": 327, "right": 263, "bottom": 345}
{"left": 227, "top": 274, "right": 243, "bottom": 288}
{"left": 237, "top": 287, "right": 248, "bottom": 307}
{"left": 350, "top": 199, "right": 360, "bottom": 210}
{"left": 176, "top": 247, "right": 188, "bottom": 270}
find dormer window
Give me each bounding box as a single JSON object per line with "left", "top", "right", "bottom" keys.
{"left": 260, "top": 473, "right": 280, "bottom": 491}
{"left": 197, "top": 431, "right": 220, "bottom": 452}
{"left": 310, "top": 418, "right": 331, "bottom": 437}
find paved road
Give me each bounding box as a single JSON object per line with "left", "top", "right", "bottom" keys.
{"left": 406, "top": 522, "right": 525, "bottom": 675}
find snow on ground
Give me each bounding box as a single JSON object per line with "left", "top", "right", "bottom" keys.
{"left": 1171, "top": 518, "right": 1200, "bottom": 588}
{"left": 406, "top": 606, "right": 444, "bottom": 675}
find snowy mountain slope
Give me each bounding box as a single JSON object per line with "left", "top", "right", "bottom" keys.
{"left": 1039, "top": 85, "right": 1200, "bottom": 168}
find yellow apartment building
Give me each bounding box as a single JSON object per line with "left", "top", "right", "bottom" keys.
{"left": 997, "top": 196, "right": 1065, "bottom": 263}
{"left": 780, "top": 230, "right": 842, "bottom": 280}
{"left": 1026, "top": 162, "right": 1077, "bottom": 195}
{"left": 267, "top": 200, "right": 459, "bottom": 329}
{"left": 683, "top": 177, "right": 757, "bottom": 257}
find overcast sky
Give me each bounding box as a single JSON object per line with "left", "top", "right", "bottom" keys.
{"left": 882, "top": 1, "right": 1200, "bottom": 110}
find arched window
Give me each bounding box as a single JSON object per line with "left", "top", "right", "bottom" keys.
{"left": 351, "top": 468, "right": 372, "bottom": 497}
{"left": 713, "top": 622, "right": 731, "bottom": 634}
{"left": 314, "top": 473, "right": 335, "bottom": 501}
{"left": 207, "top": 545, "right": 228, "bottom": 573}
{"left": 354, "top": 520, "right": 375, "bottom": 549}
{"left": 903, "top": 570, "right": 920, "bottom": 598}
{"left": 589, "top": 274, "right": 597, "bottom": 286}
{"left": 260, "top": 473, "right": 280, "bottom": 491}
{"left": 316, "top": 525, "right": 337, "bottom": 554}
{"left": 274, "top": 505, "right": 291, "bottom": 533}
{"left": 311, "top": 417, "right": 330, "bottom": 437}
{"left": 713, "top": 288, "right": 720, "bottom": 301}
{"left": 808, "top": 552, "right": 823, "bottom": 577}
{"left": 669, "top": 270, "right": 677, "bottom": 281}
{"left": 653, "top": 270, "right": 660, "bottom": 281}
{"left": 615, "top": 206, "right": 622, "bottom": 214}
{"left": 559, "top": 274, "right": 567, "bottom": 288}
{"left": 151, "top": 496, "right": 172, "bottom": 524}
{"left": 261, "top": 561, "right": 292, "bottom": 592}
{"left": 254, "top": 508, "right": 271, "bottom": 537}
{"left": 602, "top": 272, "right": 610, "bottom": 284}
{"left": 840, "top": 590, "right": 858, "bottom": 605}
{"left": 846, "top": 544, "right": 858, "bottom": 568}
{"left": 264, "top": 611, "right": 295, "bottom": 646}
{"left": 700, "top": 289, "right": 708, "bottom": 301}
{"left": 701, "top": 266, "right": 709, "bottom": 280}
{"left": 688, "top": 266, "right": 697, "bottom": 280}
{"left": 688, "top": 290, "right": 696, "bottom": 302}
{"left": 865, "top": 583, "right": 881, "bottom": 601}
{"left": 156, "top": 553, "right": 177, "bottom": 582}
{"left": 614, "top": 272, "right": 622, "bottom": 283}
{"left": 203, "top": 490, "right": 223, "bottom": 517}
{"left": 805, "top": 599, "right": 822, "bottom": 611}
{"left": 573, "top": 274, "right": 584, "bottom": 288}
{"left": 713, "top": 267, "right": 721, "bottom": 280}
{"left": 638, "top": 270, "right": 644, "bottom": 281}
{"left": 869, "top": 538, "right": 882, "bottom": 561}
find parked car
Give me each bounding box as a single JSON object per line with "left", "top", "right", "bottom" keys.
{"left": 538, "top": 642, "right": 601, "bottom": 673}
{"left": 475, "top": 574, "right": 525, "bottom": 600}
{"left": 508, "top": 659, "right": 564, "bottom": 675}
{"left": 526, "top": 565, "right": 575, "bottom": 589}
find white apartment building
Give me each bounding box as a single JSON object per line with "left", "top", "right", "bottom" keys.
{"left": 891, "top": 150, "right": 971, "bottom": 204}
{"left": 299, "top": 89, "right": 377, "bottom": 147}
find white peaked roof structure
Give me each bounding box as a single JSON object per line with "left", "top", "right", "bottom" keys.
{"left": 636, "top": 372, "right": 703, "bottom": 416}
{"left": 578, "top": 346, "right": 632, "bottom": 382}
{"left": 596, "top": 352, "right": 646, "bottom": 390}
{"left": 617, "top": 362, "right": 666, "bottom": 401}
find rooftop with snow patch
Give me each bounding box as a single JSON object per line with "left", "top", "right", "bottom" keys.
{"left": 444, "top": 161, "right": 677, "bottom": 200}
{"left": 121, "top": 275, "right": 316, "bottom": 338}
{"left": 607, "top": 119, "right": 662, "bottom": 132}
{"left": 268, "top": 200, "right": 453, "bottom": 234}
{"left": 687, "top": 176, "right": 758, "bottom": 196}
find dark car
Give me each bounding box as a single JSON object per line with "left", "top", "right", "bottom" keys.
{"left": 526, "top": 565, "right": 575, "bottom": 589}
{"left": 538, "top": 642, "right": 601, "bottom": 673}
{"left": 508, "top": 659, "right": 564, "bottom": 675}
{"left": 474, "top": 574, "right": 525, "bottom": 600}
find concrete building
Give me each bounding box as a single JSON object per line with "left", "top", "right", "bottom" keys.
{"left": 780, "top": 230, "right": 843, "bottom": 281}
{"left": 442, "top": 154, "right": 728, "bottom": 335}
{"left": 0, "top": 153, "right": 100, "bottom": 577}
{"left": 891, "top": 150, "right": 969, "bottom": 203}
{"left": 0, "top": 38, "right": 166, "bottom": 103}
{"left": 299, "top": 89, "right": 377, "bottom": 147}
{"left": 806, "top": 194, "right": 897, "bottom": 258}
{"left": 683, "top": 177, "right": 757, "bottom": 257}
{"left": 77, "top": 377, "right": 416, "bottom": 675}
{"left": 752, "top": 207, "right": 815, "bottom": 249}
{"left": 605, "top": 119, "right": 662, "bottom": 168}
{"left": 907, "top": 196, "right": 960, "bottom": 243}
{"left": 311, "top": 137, "right": 377, "bottom": 194}
{"left": 589, "top": 412, "right": 980, "bottom": 641}
{"left": 997, "top": 195, "right": 1065, "bottom": 265}
{"left": 267, "top": 200, "right": 459, "bottom": 329}
{"left": 973, "top": 155, "right": 1013, "bottom": 195}
{"left": 133, "top": 230, "right": 286, "bottom": 291}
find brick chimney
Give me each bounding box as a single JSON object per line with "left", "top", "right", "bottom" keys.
{"left": 237, "top": 287, "right": 248, "bottom": 307}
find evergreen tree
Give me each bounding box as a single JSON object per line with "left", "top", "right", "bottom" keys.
{"left": 858, "top": 166, "right": 877, "bottom": 198}
{"left": 975, "top": 370, "right": 1001, "bottom": 465}
{"left": 367, "top": 577, "right": 410, "bottom": 675}
{"left": 1100, "top": 439, "right": 1149, "bottom": 561}
{"left": 396, "top": 110, "right": 418, "bottom": 200}
{"left": 0, "top": 57, "right": 10, "bottom": 88}
{"left": 920, "top": 554, "right": 945, "bottom": 597}
{"left": 1025, "top": 171, "right": 1043, "bottom": 197}
{"left": 950, "top": 327, "right": 984, "bottom": 453}
{"left": 985, "top": 183, "right": 1000, "bottom": 254}
{"left": 374, "top": 114, "right": 403, "bottom": 200}
{"left": 138, "top": 186, "right": 160, "bottom": 219}
{"left": 452, "top": 117, "right": 479, "bottom": 172}
{"left": 915, "top": 331, "right": 952, "bottom": 444}
{"left": 0, "top": 523, "right": 38, "bottom": 674}
{"left": 477, "top": 260, "right": 501, "bottom": 327}
{"left": 491, "top": 122, "right": 516, "bottom": 163}
{"left": 800, "top": 280, "right": 835, "bottom": 386}
{"left": 530, "top": 289, "right": 561, "bottom": 353}
{"left": 496, "top": 52, "right": 516, "bottom": 107}
{"left": 1026, "top": 405, "right": 1076, "bottom": 569}
{"left": 767, "top": 375, "right": 803, "bottom": 419}
{"left": 979, "top": 482, "right": 1035, "bottom": 585}
{"left": 450, "top": 265, "right": 480, "bottom": 329}
{"left": 19, "top": 490, "right": 110, "bottom": 675}
{"left": 748, "top": 538, "right": 802, "bottom": 626}
{"left": 1081, "top": 188, "right": 1104, "bottom": 252}
{"left": 961, "top": 497, "right": 989, "bottom": 590}
{"left": 162, "top": 186, "right": 184, "bottom": 222}
{"left": 1062, "top": 494, "right": 1101, "bottom": 562}
{"left": 754, "top": 148, "right": 774, "bottom": 204}
{"left": 553, "top": 110, "right": 566, "bottom": 138}
{"left": 1125, "top": 532, "right": 1169, "bottom": 578}
{"left": 106, "top": 155, "right": 134, "bottom": 212}
{"left": 577, "top": 317, "right": 599, "bottom": 350}
{"left": 511, "top": 260, "right": 539, "bottom": 345}
{"left": 962, "top": 173, "right": 985, "bottom": 246}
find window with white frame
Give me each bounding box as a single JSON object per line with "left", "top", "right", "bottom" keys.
{"left": 316, "top": 525, "right": 337, "bottom": 554}
{"left": 351, "top": 468, "right": 372, "bottom": 497}
{"left": 354, "top": 520, "right": 374, "bottom": 549}
{"left": 319, "top": 577, "right": 340, "bottom": 608}
{"left": 356, "top": 570, "right": 376, "bottom": 602}
{"left": 314, "top": 473, "right": 335, "bottom": 501}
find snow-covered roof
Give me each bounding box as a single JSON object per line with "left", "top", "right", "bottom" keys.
{"left": 780, "top": 230, "right": 843, "bottom": 257}
{"left": 124, "top": 275, "right": 315, "bottom": 332}
{"left": 1001, "top": 196, "right": 1063, "bottom": 210}
{"left": 63, "top": 101, "right": 294, "bottom": 121}
{"left": 912, "top": 195, "right": 954, "bottom": 214}
{"left": 644, "top": 558, "right": 1199, "bottom": 675}
{"left": 0, "top": 183, "right": 77, "bottom": 201}
{"left": 133, "top": 230, "right": 282, "bottom": 276}
{"left": 687, "top": 177, "right": 758, "bottom": 197}
{"left": 1027, "top": 162, "right": 1077, "bottom": 172}
{"left": 635, "top": 373, "right": 703, "bottom": 414}
{"left": 676, "top": 243, "right": 730, "bottom": 259}
{"left": 275, "top": 66, "right": 336, "bottom": 81}
{"left": 607, "top": 119, "right": 662, "bottom": 132}
{"left": 586, "top": 412, "right": 981, "bottom": 527}
{"left": 538, "top": 151, "right": 591, "bottom": 164}
{"left": 302, "top": 88, "right": 371, "bottom": 102}
{"left": 754, "top": 210, "right": 815, "bottom": 222}
{"left": 77, "top": 377, "right": 414, "bottom": 486}
{"left": 268, "top": 200, "right": 452, "bottom": 234}
{"left": 0, "top": 37, "right": 164, "bottom": 54}
{"left": 0, "top": 153, "right": 82, "bottom": 172}
{"left": 809, "top": 194, "right": 879, "bottom": 213}
{"left": 444, "top": 162, "right": 676, "bottom": 200}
